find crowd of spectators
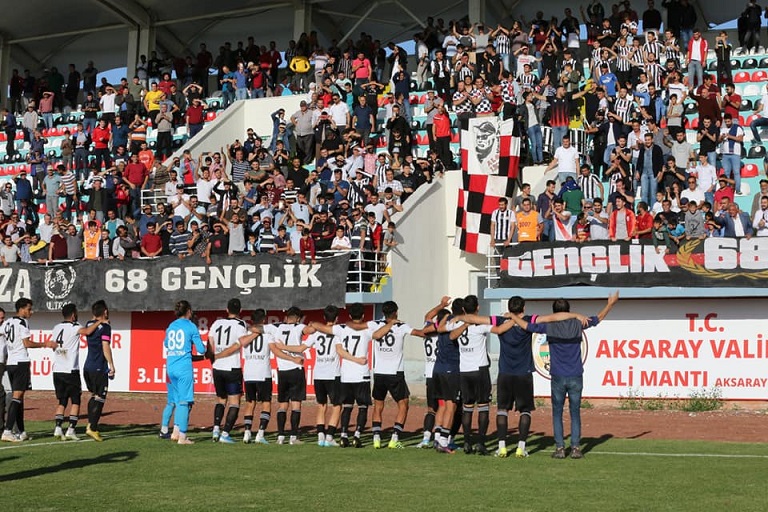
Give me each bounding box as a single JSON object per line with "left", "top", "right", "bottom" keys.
{"left": 4, "top": 1, "right": 768, "bottom": 269}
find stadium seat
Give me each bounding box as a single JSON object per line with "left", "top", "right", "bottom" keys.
{"left": 743, "top": 84, "right": 761, "bottom": 96}
{"left": 741, "top": 145, "right": 747, "bottom": 158}
{"left": 684, "top": 102, "right": 698, "bottom": 114}
{"left": 752, "top": 70, "right": 768, "bottom": 82}
{"left": 0, "top": 133, "right": 5, "bottom": 142}
{"left": 760, "top": 57, "right": 768, "bottom": 68}
{"left": 419, "top": 94, "right": 428, "bottom": 104}
{"left": 450, "top": 132, "right": 460, "bottom": 143}
{"left": 707, "top": 61, "right": 717, "bottom": 71}
{"left": 17, "top": 164, "right": 27, "bottom": 173}
{"left": 452, "top": 118, "right": 460, "bottom": 129}
{"left": 659, "top": 117, "right": 667, "bottom": 129}
{"left": 734, "top": 71, "right": 751, "bottom": 83}
{"left": 740, "top": 99, "right": 754, "bottom": 111}
{"left": 742, "top": 58, "right": 758, "bottom": 70}
{"left": 739, "top": 115, "right": 747, "bottom": 126}
{"left": 205, "top": 111, "right": 217, "bottom": 122}
{"left": 748, "top": 145, "right": 766, "bottom": 159}
{"left": 742, "top": 163, "right": 759, "bottom": 178}
{"left": 688, "top": 117, "right": 700, "bottom": 130}
{"left": 409, "top": 94, "right": 419, "bottom": 105}
{"left": 410, "top": 119, "right": 421, "bottom": 130}
{"left": 416, "top": 133, "right": 429, "bottom": 145}
{"left": 745, "top": 114, "right": 759, "bottom": 126}
{"left": 730, "top": 59, "right": 741, "bottom": 70}
{"left": 376, "top": 136, "right": 387, "bottom": 148}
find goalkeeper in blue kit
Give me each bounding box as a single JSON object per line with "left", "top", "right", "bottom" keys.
{"left": 160, "top": 301, "right": 208, "bottom": 445}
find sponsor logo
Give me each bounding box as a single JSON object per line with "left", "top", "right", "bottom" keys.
{"left": 532, "top": 332, "right": 589, "bottom": 380}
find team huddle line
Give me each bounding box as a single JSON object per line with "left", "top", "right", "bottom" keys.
{"left": 0, "top": 291, "right": 619, "bottom": 458}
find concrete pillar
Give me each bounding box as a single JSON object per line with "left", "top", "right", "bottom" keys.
{"left": 0, "top": 37, "right": 10, "bottom": 109}
{"left": 468, "top": 0, "right": 486, "bottom": 24}
{"left": 293, "top": 0, "right": 312, "bottom": 41}
{"left": 127, "top": 25, "right": 155, "bottom": 78}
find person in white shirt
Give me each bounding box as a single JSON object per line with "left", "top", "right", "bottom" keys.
{"left": 749, "top": 83, "right": 768, "bottom": 145}
{"left": 169, "top": 184, "right": 191, "bottom": 219}
{"left": 551, "top": 198, "right": 576, "bottom": 241}
{"left": 693, "top": 152, "right": 718, "bottom": 205}
{"left": 327, "top": 94, "right": 350, "bottom": 130}
{"left": 331, "top": 227, "right": 352, "bottom": 250}
{"left": 680, "top": 175, "right": 706, "bottom": 205}
{"left": 587, "top": 198, "right": 610, "bottom": 240}
{"left": 752, "top": 195, "right": 768, "bottom": 236}
{"left": 544, "top": 135, "right": 580, "bottom": 184}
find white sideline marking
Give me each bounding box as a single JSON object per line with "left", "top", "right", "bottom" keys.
{"left": 578, "top": 451, "right": 768, "bottom": 459}
{"left": 0, "top": 433, "right": 155, "bottom": 451}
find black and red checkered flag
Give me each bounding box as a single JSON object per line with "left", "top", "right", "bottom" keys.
{"left": 455, "top": 117, "right": 520, "bottom": 254}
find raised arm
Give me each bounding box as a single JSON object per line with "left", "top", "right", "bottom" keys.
{"left": 596, "top": 291, "right": 620, "bottom": 321}
{"left": 423, "top": 295, "right": 451, "bottom": 322}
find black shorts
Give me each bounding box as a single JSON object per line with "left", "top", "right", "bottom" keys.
{"left": 277, "top": 368, "right": 307, "bottom": 402}
{"left": 244, "top": 379, "right": 272, "bottom": 403}
{"left": 7, "top": 362, "right": 31, "bottom": 392}
{"left": 54, "top": 372, "right": 82, "bottom": 405}
{"left": 425, "top": 377, "right": 439, "bottom": 411}
{"left": 497, "top": 373, "right": 535, "bottom": 413}
{"left": 84, "top": 371, "right": 109, "bottom": 399}
{"left": 460, "top": 367, "right": 492, "bottom": 406}
{"left": 433, "top": 372, "right": 461, "bottom": 403}
{"left": 340, "top": 380, "right": 372, "bottom": 406}
{"left": 314, "top": 377, "right": 341, "bottom": 406}
{"left": 372, "top": 372, "right": 410, "bottom": 402}
{"left": 212, "top": 369, "right": 243, "bottom": 399}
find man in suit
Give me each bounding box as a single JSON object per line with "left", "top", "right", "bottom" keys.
{"left": 718, "top": 203, "right": 754, "bottom": 238}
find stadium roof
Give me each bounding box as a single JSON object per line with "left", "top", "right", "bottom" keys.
{"left": 0, "top": 0, "right": 741, "bottom": 74}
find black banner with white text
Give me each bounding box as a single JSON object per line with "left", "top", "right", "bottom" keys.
{"left": 0, "top": 253, "right": 352, "bottom": 311}
{"left": 499, "top": 238, "right": 768, "bottom": 288}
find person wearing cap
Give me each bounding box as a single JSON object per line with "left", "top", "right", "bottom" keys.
{"left": 291, "top": 101, "right": 315, "bottom": 165}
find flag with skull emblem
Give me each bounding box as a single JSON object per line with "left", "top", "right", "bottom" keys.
{"left": 455, "top": 117, "right": 521, "bottom": 254}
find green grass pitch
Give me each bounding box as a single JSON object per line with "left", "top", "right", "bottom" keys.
{"left": 1, "top": 422, "right": 765, "bottom": 512}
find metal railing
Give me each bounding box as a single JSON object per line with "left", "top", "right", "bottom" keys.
{"left": 486, "top": 243, "right": 506, "bottom": 288}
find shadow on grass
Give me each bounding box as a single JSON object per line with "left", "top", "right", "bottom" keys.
{"left": 527, "top": 433, "right": 614, "bottom": 454}
{"left": 0, "top": 451, "right": 138, "bottom": 482}
{"left": 0, "top": 456, "right": 20, "bottom": 464}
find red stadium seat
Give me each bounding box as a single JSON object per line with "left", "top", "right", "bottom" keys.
{"left": 0, "top": 133, "right": 5, "bottom": 142}
{"left": 450, "top": 132, "right": 460, "bottom": 143}
{"left": 17, "top": 164, "right": 27, "bottom": 173}
{"left": 742, "top": 163, "right": 759, "bottom": 178}
{"left": 739, "top": 115, "right": 747, "bottom": 126}
{"left": 5, "top": 165, "right": 15, "bottom": 175}
{"left": 745, "top": 114, "right": 759, "bottom": 126}
{"left": 376, "top": 136, "right": 387, "bottom": 148}
{"left": 688, "top": 117, "right": 700, "bottom": 130}
{"left": 409, "top": 94, "right": 419, "bottom": 105}
{"left": 416, "top": 133, "right": 429, "bottom": 145}
{"left": 752, "top": 70, "right": 768, "bottom": 82}
{"left": 14, "top": 131, "right": 23, "bottom": 140}
{"left": 734, "top": 71, "right": 751, "bottom": 83}
{"left": 205, "top": 111, "right": 216, "bottom": 122}
{"left": 659, "top": 118, "right": 667, "bottom": 129}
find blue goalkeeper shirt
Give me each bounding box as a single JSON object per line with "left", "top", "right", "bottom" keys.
{"left": 164, "top": 318, "right": 206, "bottom": 373}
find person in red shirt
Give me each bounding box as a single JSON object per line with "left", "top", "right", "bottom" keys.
{"left": 633, "top": 202, "right": 654, "bottom": 239}
{"left": 267, "top": 41, "right": 282, "bottom": 89}
{"left": 432, "top": 104, "right": 453, "bottom": 167}
{"left": 124, "top": 153, "right": 149, "bottom": 214}
{"left": 299, "top": 228, "right": 315, "bottom": 264}
{"left": 92, "top": 118, "right": 112, "bottom": 170}
{"left": 185, "top": 98, "right": 206, "bottom": 138}
{"left": 138, "top": 141, "right": 155, "bottom": 171}
{"left": 721, "top": 82, "right": 741, "bottom": 122}
{"left": 713, "top": 174, "right": 735, "bottom": 204}
{"left": 140, "top": 222, "right": 163, "bottom": 257}
{"left": 158, "top": 73, "right": 175, "bottom": 97}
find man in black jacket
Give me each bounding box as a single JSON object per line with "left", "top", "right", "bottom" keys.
{"left": 635, "top": 132, "right": 664, "bottom": 208}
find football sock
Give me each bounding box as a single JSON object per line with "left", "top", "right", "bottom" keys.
{"left": 290, "top": 410, "right": 301, "bottom": 437}
{"left": 161, "top": 403, "right": 175, "bottom": 429}
{"left": 519, "top": 411, "right": 531, "bottom": 443}
{"left": 340, "top": 405, "right": 353, "bottom": 434}
{"left": 91, "top": 397, "right": 105, "bottom": 430}
{"left": 55, "top": 414, "right": 64, "bottom": 428}
{"left": 423, "top": 411, "right": 435, "bottom": 436}
{"left": 213, "top": 403, "right": 225, "bottom": 428}
{"left": 276, "top": 409, "right": 287, "bottom": 436}
{"left": 355, "top": 405, "right": 368, "bottom": 435}
{"left": 461, "top": 406, "right": 473, "bottom": 444}
{"left": 327, "top": 425, "right": 336, "bottom": 438}
{"left": 392, "top": 422, "right": 404, "bottom": 442}
{"left": 450, "top": 406, "right": 462, "bottom": 436}
{"left": 258, "top": 412, "right": 270, "bottom": 434}
{"left": 69, "top": 415, "right": 78, "bottom": 429}
{"left": 16, "top": 399, "right": 24, "bottom": 433}
{"left": 477, "top": 405, "right": 489, "bottom": 442}
{"left": 223, "top": 405, "right": 239, "bottom": 434}
{"left": 496, "top": 410, "right": 509, "bottom": 444}
{"left": 243, "top": 415, "right": 254, "bottom": 433}
{"left": 372, "top": 421, "right": 382, "bottom": 441}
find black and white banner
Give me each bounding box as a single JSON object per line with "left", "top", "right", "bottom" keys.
{"left": 499, "top": 238, "right": 768, "bottom": 288}
{"left": 0, "top": 253, "right": 352, "bottom": 312}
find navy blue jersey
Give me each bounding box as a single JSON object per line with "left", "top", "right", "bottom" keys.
{"left": 83, "top": 320, "right": 111, "bottom": 373}
{"left": 432, "top": 330, "right": 460, "bottom": 375}
{"left": 527, "top": 316, "right": 599, "bottom": 377}
{"left": 495, "top": 315, "right": 535, "bottom": 376}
